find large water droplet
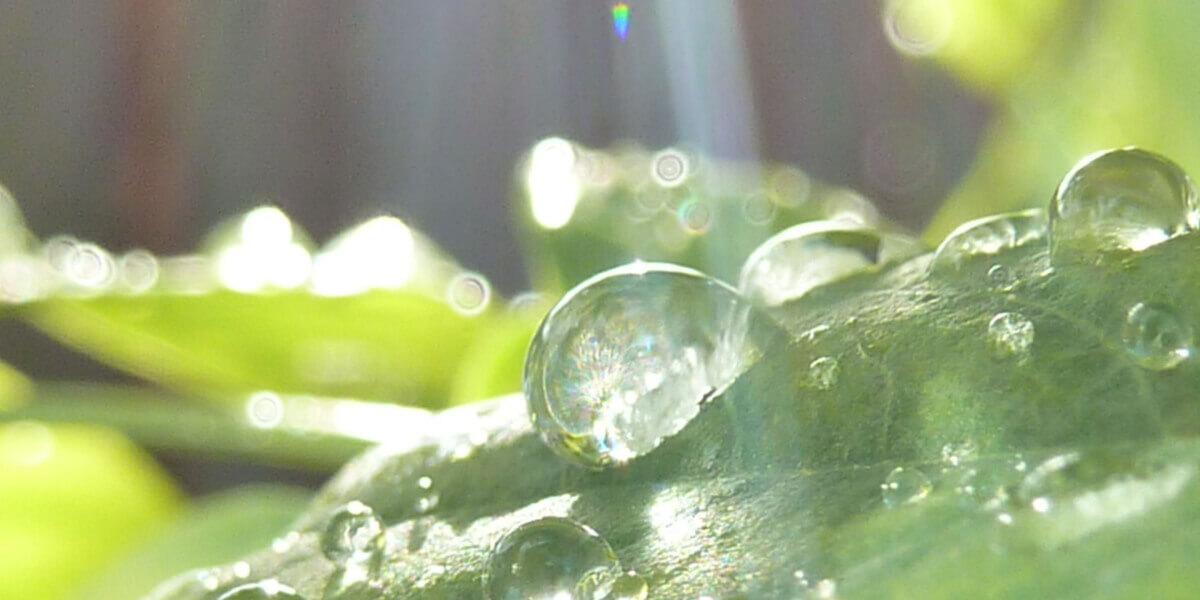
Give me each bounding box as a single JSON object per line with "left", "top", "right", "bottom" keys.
{"left": 525, "top": 262, "right": 766, "bottom": 469}
{"left": 217, "top": 579, "right": 304, "bottom": 600}
{"left": 930, "top": 209, "right": 1047, "bottom": 281}
{"left": 987, "top": 312, "right": 1035, "bottom": 359}
{"left": 739, "top": 221, "right": 922, "bottom": 306}
{"left": 1050, "top": 148, "right": 1198, "bottom": 257}
{"left": 321, "top": 501, "right": 385, "bottom": 563}
{"left": 881, "top": 466, "right": 932, "bottom": 507}
{"left": 1121, "top": 302, "right": 1192, "bottom": 370}
{"left": 484, "top": 517, "right": 620, "bottom": 600}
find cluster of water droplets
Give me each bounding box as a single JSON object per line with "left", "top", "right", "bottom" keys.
{"left": 484, "top": 516, "right": 647, "bottom": 600}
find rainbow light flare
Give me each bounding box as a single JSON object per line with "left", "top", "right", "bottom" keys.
{"left": 612, "top": 2, "right": 629, "bottom": 39}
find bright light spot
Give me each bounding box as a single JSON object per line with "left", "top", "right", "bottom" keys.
{"left": 310, "top": 217, "right": 415, "bottom": 296}
{"left": 246, "top": 391, "right": 284, "bottom": 428}
{"left": 120, "top": 250, "right": 159, "bottom": 292}
{"left": 43, "top": 236, "right": 79, "bottom": 272}
{"left": 884, "top": 0, "right": 952, "bottom": 57}
{"left": 527, "top": 138, "right": 580, "bottom": 230}
{"left": 648, "top": 492, "right": 702, "bottom": 546}
{"left": 267, "top": 243, "right": 312, "bottom": 288}
{"left": 997, "top": 512, "right": 1014, "bottom": 525}
{"left": 651, "top": 149, "right": 690, "bottom": 188}
{"left": 65, "top": 243, "right": 116, "bottom": 289}
{"left": 159, "top": 255, "right": 215, "bottom": 295}
{"left": 1031, "top": 496, "right": 1051, "bottom": 513}
{"left": 0, "top": 258, "right": 39, "bottom": 303}
{"left": 814, "top": 579, "right": 837, "bottom": 598}
{"left": 241, "top": 206, "right": 293, "bottom": 247}
{"left": 447, "top": 272, "right": 491, "bottom": 315}
{"left": 217, "top": 245, "right": 262, "bottom": 292}
{"left": 232, "top": 562, "right": 251, "bottom": 579}
{"left": 823, "top": 189, "right": 880, "bottom": 226}
{"left": 0, "top": 421, "right": 54, "bottom": 466}
{"left": 418, "top": 475, "right": 433, "bottom": 489}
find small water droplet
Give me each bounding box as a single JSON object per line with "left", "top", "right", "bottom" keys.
{"left": 119, "top": 250, "right": 159, "bottom": 293}
{"left": 232, "top": 562, "right": 251, "bottom": 579}
{"left": 651, "top": 149, "right": 690, "bottom": 187}
{"left": 1050, "top": 147, "right": 1198, "bottom": 257}
{"left": 1121, "top": 302, "right": 1192, "bottom": 370}
{"left": 677, "top": 200, "right": 713, "bottom": 233}
{"left": 929, "top": 209, "right": 1047, "bottom": 281}
{"left": 608, "top": 572, "right": 649, "bottom": 600}
{"left": 321, "top": 501, "right": 385, "bottom": 563}
{"left": 739, "top": 221, "right": 922, "bottom": 306}
{"left": 941, "top": 441, "right": 978, "bottom": 467}
{"left": 742, "top": 192, "right": 776, "bottom": 225}
{"left": 245, "top": 391, "right": 284, "bottom": 429}
{"left": 987, "top": 312, "right": 1035, "bottom": 359}
{"left": 447, "top": 272, "right": 491, "bottom": 315}
{"left": 525, "top": 262, "right": 769, "bottom": 469}
{"left": 414, "top": 476, "right": 439, "bottom": 513}
{"left": 881, "top": 466, "right": 932, "bottom": 507}
{"left": 807, "top": 356, "right": 840, "bottom": 390}
{"left": 483, "top": 517, "right": 619, "bottom": 600}
{"left": 271, "top": 531, "right": 299, "bottom": 553}
{"left": 217, "top": 579, "right": 303, "bottom": 600}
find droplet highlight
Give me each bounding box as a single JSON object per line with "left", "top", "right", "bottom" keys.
{"left": 987, "top": 312, "right": 1035, "bottom": 359}
{"left": 1121, "top": 302, "right": 1192, "bottom": 370}
{"left": 525, "top": 263, "right": 765, "bottom": 468}
{"left": 321, "top": 501, "right": 385, "bottom": 563}
{"left": 217, "top": 579, "right": 303, "bottom": 600}
{"left": 881, "top": 466, "right": 932, "bottom": 507}
{"left": 739, "top": 221, "right": 922, "bottom": 306}
{"left": 1050, "top": 147, "right": 1198, "bottom": 257}
{"left": 484, "top": 517, "right": 619, "bottom": 600}
{"left": 930, "top": 209, "right": 1047, "bottom": 281}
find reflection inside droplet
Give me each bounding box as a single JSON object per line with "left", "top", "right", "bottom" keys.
{"left": 447, "top": 272, "right": 491, "bottom": 315}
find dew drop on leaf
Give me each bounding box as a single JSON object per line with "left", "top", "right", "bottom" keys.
{"left": 525, "top": 262, "right": 767, "bottom": 469}
{"left": 216, "top": 579, "right": 303, "bottom": 600}
{"left": 881, "top": 466, "right": 932, "bottom": 507}
{"left": 608, "top": 571, "right": 649, "bottom": 600}
{"left": 321, "top": 501, "right": 385, "bottom": 563}
{"left": 1049, "top": 147, "right": 1198, "bottom": 258}
{"left": 738, "top": 221, "right": 922, "bottom": 306}
{"left": 929, "top": 209, "right": 1047, "bottom": 281}
{"left": 987, "top": 312, "right": 1035, "bottom": 359}
{"left": 807, "top": 356, "right": 840, "bottom": 390}
{"left": 483, "top": 517, "right": 620, "bottom": 600}
{"left": 1121, "top": 302, "right": 1193, "bottom": 370}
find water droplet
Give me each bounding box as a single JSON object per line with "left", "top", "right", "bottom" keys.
{"left": 321, "top": 501, "right": 385, "bottom": 563}
{"left": 483, "top": 517, "right": 619, "bottom": 600}
{"left": 415, "top": 475, "right": 440, "bottom": 513}
{"left": 770, "top": 167, "right": 811, "bottom": 208}
{"left": 987, "top": 312, "right": 1035, "bottom": 359}
{"left": 1121, "top": 302, "right": 1192, "bottom": 370}
{"left": 883, "top": 0, "right": 952, "bottom": 56}
{"left": 608, "top": 572, "right": 649, "bottom": 600}
{"left": 1050, "top": 147, "right": 1198, "bottom": 257}
{"left": 0, "top": 257, "right": 40, "bottom": 303}
{"left": 119, "top": 250, "right": 159, "bottom": 292}
{"left": 217, "top": 579, "right": 303, "bottom": 600}
{"left": 245, "top": 392, "right": 284, "bottom": 429}
{"left": 232, "top": 562, "right": 251, "bottom": 579}
{"left": 525, "top": 262, "right": 766, "bottom": 469}
{"left": 651, "top": 149, "right": 690, "bottom": 187}
{"left": 929, "top": 209, "right": 1047, "bottom": 281}
{"left": 881, "top": 466, "right": 932, "bottom": 507}
{"left": 941, "top": 441, "right": 978, "bottom": 467}
{"left": 447, "top": 272, "right": 491, "bottom": 316}
{"left": 739, "top": 221, "right": 922, "bottom": 306}
{"left": 64, "top": 243, "right": 117, "bottom": 290}
{"left": 807, "top": 356, "right": 840, "bottom": 390}
{"left": 677, "top": 200, "right": 712, "bottom": 234}
{"left": 742, "top": 192, "right": 776, "bottom": 225}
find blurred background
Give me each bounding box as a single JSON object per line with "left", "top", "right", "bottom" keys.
{"left": 4, "top": 0, "right": 1200, "bottom": 598}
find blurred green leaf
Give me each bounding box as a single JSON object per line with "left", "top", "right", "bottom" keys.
{"left": 148, "top": 203, "right": 1200, "bottom": 598}
{"left": 921, "top": 1, "right": 1200, "bottom": 242}
{"left": 74, "top": 485, "right": 310, "bottom": 600}
{"left": 0, "top": 421, "right": 181, "bottom": 600}
{"left": 25, "top": 290, "right": 488, "bottom": 407}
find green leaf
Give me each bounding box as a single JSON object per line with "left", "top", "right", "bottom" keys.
{"left": 0, "top": 421, "right": 181, "bottom": 600}
{"left": 73, "top": 485, "right": 311, "bottom": 600}
{"left": 25, "top": 289, "right": 488, "bottom": 406}
{"left": 144, "top": 210, "right": 1200, "bottom": 598}
{"left": 922, "top": 1, "right": 1200, "bottom": 242}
